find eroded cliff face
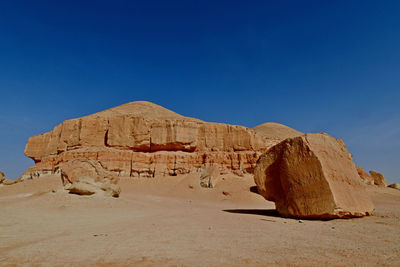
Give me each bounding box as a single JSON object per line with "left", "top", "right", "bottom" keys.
{"left": 23, "top": 102, "right": 283, "bottom": 179}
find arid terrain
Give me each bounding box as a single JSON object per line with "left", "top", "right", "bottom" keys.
{"left": 1, "top": 174, "right": 399, "bottom": 266}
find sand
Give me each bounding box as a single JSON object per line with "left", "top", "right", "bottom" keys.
{"left": 0, "top": 174, "right": 399, "bottom": 266}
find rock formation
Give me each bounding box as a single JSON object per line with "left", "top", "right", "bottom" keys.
{"left": 254, "top": 133, "right": 374, "bottom": 219}
{"left": 23, "top": 101, "right": 291, "bottom": 179}
{"left": 59, "top": 159, "right": 120, "bottom": 197}
{"left": 356, "top": 167, "right": 375, "bottom": 185}
{"left": 0, "top": 171, "right": 4, "bottom": 184}
{"left": 369, "top": 170, "right": 388, "bottom": 187}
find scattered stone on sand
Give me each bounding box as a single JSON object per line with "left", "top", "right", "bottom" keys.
{"left": 0, "top": 171, "right": 16, "bottom": 186}
{"left": 369, "top": 171, "right": 388, "bottom": 187}
{"left": 388, "top": 183, "right": 400, "bottom": 190}
{"left": 58, "top": 159, "right": 120, "bottom": 197}
{"left": 199, "top": 166, "right": 220, "bottom": 188}
{"left": 254, "top": 133, "right": 375, "bottom": 219}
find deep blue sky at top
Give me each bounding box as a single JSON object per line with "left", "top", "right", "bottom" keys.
{"left": 0, "top": 1, "right": 399, "bottom": 182}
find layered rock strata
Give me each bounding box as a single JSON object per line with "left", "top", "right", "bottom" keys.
{"left": 254, "top": 133, "right": 374, "bottom": 219}
{"left": 23, "top": 101, "right": 285, "bottom": 178}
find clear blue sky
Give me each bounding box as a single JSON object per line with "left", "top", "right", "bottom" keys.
{"left": 1, "top": 1, "right": 399, "bottom": 183}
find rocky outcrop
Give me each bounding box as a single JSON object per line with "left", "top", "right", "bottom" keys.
{"left": 254, "top": 133, "right": 374, "bottom": 219}
{"left": 0, "top": 171, "right": 4, "bottom": 184}
{"left": 369, "top": 171, "right": 388, "bottom": 187}
{"left": 23, "top": 101, "right": 285, "bottom": 179}
{"left": 356, "top": 167, "right": 375, "bottom": 185}
{"left": 60, "top": 159, "right": 120, "bottom": 197}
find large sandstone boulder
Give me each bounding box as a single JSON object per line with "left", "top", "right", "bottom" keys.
{"left": 58, "top": 159, "right": 120, "bottom": 197}
{"left": 23, "top": 101, "right": 297, "bottom": 179}
{"left": 369, "top": 171, "right": 388, "bottom": 187}
{"left": 254, "top": 133, "right": 374, "bottom": 219}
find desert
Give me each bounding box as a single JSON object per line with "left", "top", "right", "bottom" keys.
{"left": 1, "top": 2, "right": 400, "bottom": 266}
{"left": 1, "top": 101, "right": 400, "bottom": 266}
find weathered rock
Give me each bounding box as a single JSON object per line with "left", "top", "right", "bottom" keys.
{"left": 59, "top": 159, "right": 120, "bottom": 197}
{"left": 254, "top": 133, "right": 374, "bottom": 219}
{"left": 369, "top": 171, "right": 388, "bottom": 187}
{"left": 23, "top": 101, "right": 295, "bottom": 178}
{"left": 356, "top": 167, "right": 375, "bottom": 185}
{"left": 0, "top": 171, "right": 16, "bottom": 185}
{"left": 2, "top": 179, "right": 16, "bottom": 185}
{"left": 58, "top": 159, "right": 119, "bottom": 186}
{"left": 388, "top": 183, "right": 400, "bottom": 190}
{"left": 199, "top": 166, "right": 220, "bottom": 188}
{"left": 65, "top": 176, "right": 120, "bottom": 197}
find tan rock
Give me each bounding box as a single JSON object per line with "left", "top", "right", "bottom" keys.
{"left": 254, "top": 133, "right": 374, "bottom": 219}
{"left": 388, "top": 183, "right": 400, "bottom": 190}
{"left": 356, "top": 166, "right": 375, "bottom": 185}
{"left": 369, "top": 171, "right": 388, "bottom": 187}
{"left": 2, "top": 179, "right": 16, "bottom": 185}
{"left": 58, "top": 159, "right": 119, "bottom": 186}
{"left": 58, "top": 159, "right": 120, "bottom": 197}
{"left": 24, "top": 101, "right": 292, "bottom": 178}
{"left": 199, "top": 166, "right": 220, "bottom": 188}
{"left": 65, "top": 176, "right": 120, "bottom": 197}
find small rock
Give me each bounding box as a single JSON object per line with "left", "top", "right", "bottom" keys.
{"left": 222, "top": 191, "right": 231, "bottom": 196}
{"left": 388, "top": 183, "right": 400, "bottom": 190}
{"left": 298, "top": 220, "right": 304, "bottom": 223}
{"left": 199, "top": 166, "right": 220, "bottom": 188}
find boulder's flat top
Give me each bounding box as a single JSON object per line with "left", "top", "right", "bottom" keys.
{"left": 1, "top": 175, "right": 399, "bottom": 266}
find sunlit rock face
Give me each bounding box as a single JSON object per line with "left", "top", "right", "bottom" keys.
{"left": 24, "top": 101, "right": 300, "bottom": 179}
{"left": 254, "top": 133, "right": 375, "bottom": 219}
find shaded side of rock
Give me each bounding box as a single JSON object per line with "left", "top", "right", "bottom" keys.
{"left": 254, "top": 133, "right": 374, "bottom": 219}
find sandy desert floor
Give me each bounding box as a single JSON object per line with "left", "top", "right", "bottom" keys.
{"left": 0, "top": 174, "right": 399, "bottom": 266}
